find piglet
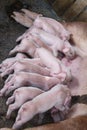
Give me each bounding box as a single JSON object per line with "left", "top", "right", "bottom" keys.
{"left": 33, "top": 16, "right": 70, "bottom": 41}
{"left": 0, "top": 57, "right": 42, "bottom": 75}
{"left": 12, "top": 84, "right": 71, "bottom": 129}
{"left": 11, "top": 10, "right": 70, "bottom": 41}
{"left": 6, "top": 87, "right": 44, "bottom": 119}
{"left": 30, "top": 27, "right": 75, "bottom": 59}
{"left": 0, "top": 60, "right": 50, "bottom": 77}
{"left": 36, "top": 47, "right": 72, "bottom": 83}
{"left": 0, "top": 53, "right": 27, "bottom": 73}
{"left": 0, "top": 71, "right": 60, "bottom": 96}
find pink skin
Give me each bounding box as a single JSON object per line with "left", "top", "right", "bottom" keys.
{"left": 29, "top": 27, "right": 75, "bottom": 58}
{"left": 31, "top": 35, "right": 53, "bottom": 53}
{"left": 0, "top": 71, "right": 60, "bottom": 96}
{"left": 9, "top": 37, "right": 37, "bottom": 57}
{"left": 30, "top": 27, "right": 65, "bottom": 57}
{"left": 62, "top": 56, "right": 87, "bottom": 96}
{"left": 17, "top": 26, "right": 66, "bottom": 57}
{"left": 33, "top": 16, "right": 70, "bottom": 41}
{"left": 11, "top": 10, "right": 70, "bottom": 40}
{"left": 0, "top": 57, "right": 43, "bottom": 76}
{"left": 0, "top": 60, "right": 50, "bottom": 77}
{"left": 11, "top": 10, "right": 75, "bottom": 59}
{"left": 6, "top": 87, "right": 44, "bottom": 119}
{"left": 33, "top": 16, "right": 57, "bottom": 35}
{"left": 12, "top": 84, "right": 71, "bottom": 129}
{"left": 35, "top": 47, "right": 72, "bottom": 83}
{"left": 0, "top": 53, "right": 27, "bottom": 72}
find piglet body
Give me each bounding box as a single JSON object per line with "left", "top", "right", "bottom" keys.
{"left": 30, "top": 27, "right": 75, "bottom": 59}
{"left": 36, "top": 48, "right": 72, "bottom": 83}
{"left": 0, "top": 60, "right": 50, "bottom": 77}
{"left": 30, "top": 27, "right": 65, "bottom": 57}
{"left": 34, "top": 16, "right": 70, "bottom": 41}
{"left": 12, "top": 84, "right": 71, "bottom": 129}
{"left": 6, "top": 87, "right": 44, "bottom": 118}
{"left": 0, "top": 53, "right": 27, "bottom": 72}
{"left": 0, "top": 71, "right": 59, "bottom": 96}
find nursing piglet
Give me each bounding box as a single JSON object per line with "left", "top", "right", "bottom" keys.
{"left": 0, "top": 53, "right": 27, "bottom": 73}
{"left": 36, "top": 47, "right": 72, "bottom": 83}
{"left": 0, "top": 60, "right": 50, "bottom": 77}
{"left": 0, "top": 72, "right": 59, "bottom": 96}
{"left": 34, "top": 16, "right": 70, "bottom": 41}
{"left": 6, "top": 87, "right": 44, "bottom": 119}
{"left": 30, "top": 27, "right": 75, "bottom": 58}
{"left": 12, "top": 84, "right": 71, "bottom": 129}
{"left": 0, "top": 57, "right": 43, "bottom": 75}
{"left": 11, "top": 10, "right": 70, "bottom": 41}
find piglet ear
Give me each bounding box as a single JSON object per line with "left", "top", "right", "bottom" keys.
{"left": 63, "top": 47, "right": 70, "bottom": 53}
{"left": 57, "top": 72, "right": 66, "bottom": 82}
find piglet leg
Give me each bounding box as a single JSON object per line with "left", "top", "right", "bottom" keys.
{"left": 0, "top": 84, "right": 14, "bottom": 97}
{"left": 11, "top": 12, "right": 33, "bottom": 28}
{"left": 6, "top": 95, "right": 15, "bottom": 105}
{"left": 6, "top": 103, "right": 18, "bottom": 119}
{"left": 0, "top": 74, "right": 15, "bottom": 96}
{"left": 12, "top": 102, "right": 36, "bottom": 129}
{"left": 0, "top": 65, "right": 14, "bottom": 77}
{"left": 9, "top": 38, "right": 36, "bottom": 57}
{"left": 9, "top": 45, "right": 24, "bottom": 55}
{"left": 21, "top": 9, "right": 42, "bottom": 20}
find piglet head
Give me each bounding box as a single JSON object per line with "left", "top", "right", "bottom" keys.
{"left": 60, "top": 30, "right": 71, "bottom": 41}
{"left": 56, "top": 70, "right": 72, "bottom": 84}
{"left": 63, "top": 41, "right": 76, "bottom": 60}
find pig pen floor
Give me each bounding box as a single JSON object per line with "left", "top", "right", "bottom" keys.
{"left": 0, "top": 0, "right": 87, "bottom": 129}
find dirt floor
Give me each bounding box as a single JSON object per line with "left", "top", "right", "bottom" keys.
{"left": 0, "top": 0, "right": 87, "bottom": 129}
